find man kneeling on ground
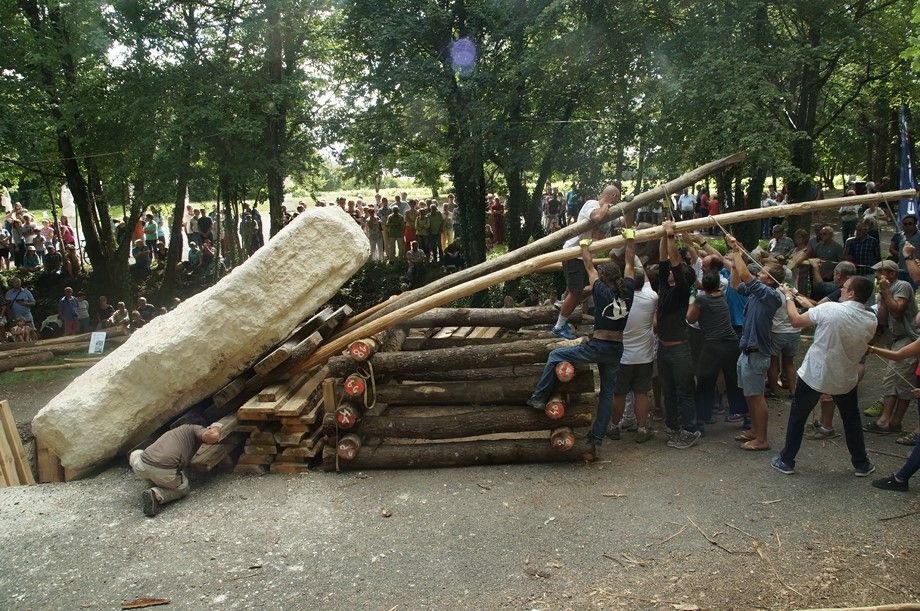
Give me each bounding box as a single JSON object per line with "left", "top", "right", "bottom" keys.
{"left": 130, "top": 422, "right": 222, "bottom": 516}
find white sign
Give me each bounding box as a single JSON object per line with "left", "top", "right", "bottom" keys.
{"left": 88, "top": 332, "right": 107, "bottom": 355}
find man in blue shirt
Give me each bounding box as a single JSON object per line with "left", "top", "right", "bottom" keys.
{"left": 726, "top": 234, "right": 782, "bottom": 451}
{"left": 4, "top": 276, "right": 36, "bottom": 328}
{"left": 58, "top": 286, "right": 80, "bottom": 335}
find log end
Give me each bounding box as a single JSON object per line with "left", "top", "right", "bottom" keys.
{"left": 545, "top": 397, "right": 566, "bottom": 421}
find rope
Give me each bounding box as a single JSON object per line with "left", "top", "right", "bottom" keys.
{"left": 355, "top": 360, "right": 378, "bottom": 410}
{"left": 710, "top": 216, "right": 787, "bottom": 288}
{"left": 871, "top": 352, "right": 919, "bottom": 391}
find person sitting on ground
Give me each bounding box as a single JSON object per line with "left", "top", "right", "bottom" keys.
{"left": 96, "top": 295, "right": 115, "bottom": 329}
{"left": 137, "top": 297, "right": 156, "bottom": 322}
{"left": 11, "top": 317, "right": 33, "bottom": 342}
{"left": 129, "top": 422, "right": 222, "bottom": 516}
{"left": 405, "top": 240, "right": 427, "bottom": 287}
{"left": 441, "top": 241, "right": 465, "bottom": 269}
{"left": 43, "top": 244, "right": 62, "bottom": 274}
{"left": 108, "top": 301, "right": 129, "bottom": 327}
{"left": 22, "top": 245, "right": 40, "bottom": 272}
{"left": 157, "top": 306, "right": 168, "bottom": 317}
{"left": 129, "top": 310, "right": 146, "bottom": 330}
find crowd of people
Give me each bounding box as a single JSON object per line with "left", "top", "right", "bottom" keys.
{"left": 526, "top": 184, "right": 920, "bottom": 494}
{"left": 2, "top": 204, "right": 83, "bottom": 275}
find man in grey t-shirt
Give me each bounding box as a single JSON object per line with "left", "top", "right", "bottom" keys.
{"left": 807, "top": 226, "right": 844, "bottom": 282}
{"left": 129, "top": 422, "right": 222, "bottom": 516}
{"left": 867, "top": 259, "right": 919, "bottom": 435}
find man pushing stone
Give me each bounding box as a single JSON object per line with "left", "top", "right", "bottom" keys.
{"left": 129, "top": 423, "right": 222, "bottom": 516}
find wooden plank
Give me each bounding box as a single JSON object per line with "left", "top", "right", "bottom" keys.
{"left": 233, "top": 464, "right": 267, "bottom": 475}
{"left": 300, "top": 401, "right": 323, "bottom": 426}
{"left": 432, "top": 326, "right": 458, "bottom": 339}
{"left": 189, "top": 434, "right": 245, "bottom": 471}
{"left": 274, "top": 366, "right": 329, "bottom": 418}
{"left": 0, "top": 401, "right": 34, "bottom": 485}
{"left": 36, "top": 439, "right": 63, "bottom": 483}
{"left": 321, "top": 378, "right": 336, "bottom": 421}
{"left": 480, "top": 326, "right": 502, "bottom": 339}
{"left": 237, "top": 453, "right": 274, "bottom": 465}
{"left": 247, "top": 430, "right": 279, "bottom": 444}
{"left": 452, "top": 326, "right": 474, "bottom": 338}
{"left": 0, "top": 429, "right": 20, "bottom": 486}
{"left": 466, "top": 326, "right": 489, "bottom": 339}
{"left": 242, "top": 444, "right": 278, "bottom": 455}
{"left": 275, "top": 431, "right": 306, "bottom": 447}
{"left": 258, "top": 382, "right": 290, "bottom": 402}
{"left": 213, "top": 378, "right": 248, "bottom": 408}
{"left": 214, "top": 414, "right": 240, "bottom": 441}
{"left": 281, "top": 438, "right": 325, "bottom": 459}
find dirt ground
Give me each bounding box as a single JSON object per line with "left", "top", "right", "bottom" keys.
{"left": 1, "top": 352, "right": 919, "bottom": 610}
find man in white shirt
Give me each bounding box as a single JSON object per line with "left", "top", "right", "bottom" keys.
{"left": 551, "top": 185, "right": 622, "bottom": 340}
{"left": 607, "top": 266, "right": 657, "bottom": 442}
{"left": 677, "top": 189, "right": 695, "bottom": 221}
{"left": 770, "top": 275, "right": 877, "bottom": 476}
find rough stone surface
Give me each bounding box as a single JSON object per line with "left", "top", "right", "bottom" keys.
{"left": 32, "top": 207, "right": 369, "bottom": 471}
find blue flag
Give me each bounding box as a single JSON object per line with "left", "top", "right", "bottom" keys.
{"left": 899, "top": 105, "right": 918, "bottom": 220}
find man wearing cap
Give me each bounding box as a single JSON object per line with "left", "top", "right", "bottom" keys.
{"left": 865, "top": 259, "right": 919, "bottom": 434}
{"left": 129, "top": 422, "right": 223, "bottom": 516}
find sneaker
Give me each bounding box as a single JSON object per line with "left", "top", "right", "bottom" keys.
{"left": 854, "top": 462, "right": 876, "bottom": 477}
{"left": 667, "top": 429, "right": 701, "bottom": 449}
{"left": 634, "top": 429, "right": 654, "bottom": 444}
{"left": 725, "top": 413, "right": 743, "bottom": 423}
{"left": 665, "top": 428, "right": 680, "bottom": 442}
{"left": 872, "top": 474, "right": 909, "bottom": 492}
{"left": 863, "top": 400, "right": 883, "bottom": 418}
{"left": 525, "top": 396, "right": 545, "bottom": 411}
{"left": 811, "top": 423, "right": 838, "bottom": 440}
{"left": 551, "top": 325, "right": 577, "bottom": 340}
{"left": 620, "top": 416, "right": 638, "bottom": 432}
{"left": 770, "top": 455, "right": 795, "bottom": 475}
{"left": 142, "top": 489, "right": 160, "bottom": 517}
{"left": 606, "top": 427, "right": 621, "bottom": 440}
{"left": 553, "top": 299, "right": 563, "bottom": 310}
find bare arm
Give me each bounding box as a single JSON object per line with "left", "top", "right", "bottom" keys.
{"left": 779, "top": 287, "right": 813, "bottom": 329}
{"left": 878, "top": 277, "right": 908, "bottom": 319}
{"left": 623, "top": 230, "right": 636, "bottom": 280}
{"left": 686, "top": 301, "right": 700, "bottom": 324}
{"left": 725, "top": 234, "right": 751, "bottom": 286}
{"left": 662, "top": 220, "right": 680, "bottom": 266}
{"left": 868, "top": 337, "right": 920, "bottom": 361}
{"left": 581, "top": 243, "right": 599, "bottom": 287}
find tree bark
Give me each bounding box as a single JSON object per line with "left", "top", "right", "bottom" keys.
{"left": 265, "top": 0, "right": 286, "bottom": 237}
{"left": 357, "top": 404, "right": 594, "bottom": 439}
{"left": 323, "top": 438, "right": 590, "bottom": 471}
{"left": 405, "top": 306, "right": 583, "bottom": 329}
{"left": 371, "top": 373, "right": 593, "bottom": 406}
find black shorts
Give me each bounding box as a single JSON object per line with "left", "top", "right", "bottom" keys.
{"left": 564, "top": 259, "right": 588, "bottom": 293}
{"left": 614, "top": 362, "right": 654, "bottom": 394}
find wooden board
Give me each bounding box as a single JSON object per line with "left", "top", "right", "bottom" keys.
{"left": 0, "top": 426, "right": 20, "bottom": 486}
{"left": 189, "top": 434, "right": 246, "bottom": 471}
{"left": 0, "top": 401, "right": 34, "bottom": 485}
{"left": 274, "top": 366, "right": 329, "bottom": 418}
{"left": 36, "top": 439, "right": 64, "bottom": 483}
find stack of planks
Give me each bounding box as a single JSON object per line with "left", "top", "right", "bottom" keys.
{"left": 0, "top": 400, "right": 35, "bottom": 487}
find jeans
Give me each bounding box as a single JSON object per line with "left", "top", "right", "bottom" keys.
{"left": 895, "top": 441, "right": 920, "bottom": 482}
{"left": 779, "top": 376, "right": 870, "bottom": 469}
{"left": 696, "top": 339, "right": 746, "bottom": 424}
{"left": 531, "top": 338, "right": 623, "bottom": 444}
{"left": 657, "top": 342, "right": 697, "bottom": 432}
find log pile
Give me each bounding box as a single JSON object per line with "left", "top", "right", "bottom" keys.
{"left": 177, "top": 305, "right": 599, "bottom": 475}
{"left": 0, "top": 327, "right": 130, "bottom": 373}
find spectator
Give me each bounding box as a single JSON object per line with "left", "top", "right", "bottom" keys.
{"left": 889, "top": 214, "right": 920, "bottom": 285}
{"left": 96, "top": 296, "right": 115, "bottom": 329}
{"left": 76, "top": 290, "right": 91, "bottom": 332}
{"left": 0, "top": 223, "right": 10, "bottom": 270}
{"left": 58, "top": 286, "right": 80, "bottom": 335}
{"left": 43, "top": 244, "right": 62, "bottom": 274}
{"left": 843, "top": 221, "right": 881, "bottom": 276}
{"left": 807, "top": 226, "right": 844, "bottom": 282}
{"left": 21, "top": 245, "right": 40, "bottom": 271}
{"left": 137, "top": 297, "right": 156, "bottom": 322}
{"left": 405, "top": 241, "right": 426, "bottom": 287}
{"left": 132, "top": 239, "right": 151, "bottom": 272}
{"left": 129, "top": 310, "right": 146, "bottom": 330}
{"left": 768, "top": 225, "right": 795, "bottom": 260}
{"left": 108, "top": 302, "right": 129, "bottom": 327}
{"left": 4, "top": 277, "right": 36, "bottom": 330}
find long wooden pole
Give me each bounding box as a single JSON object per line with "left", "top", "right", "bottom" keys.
{"left": 350, "top": 152, "right": 746, "bottom": 329}
{"left": 297, "top": 188, "right": 914, "bottom": 372}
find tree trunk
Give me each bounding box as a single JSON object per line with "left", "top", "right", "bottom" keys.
{"left": 323, "top": 438, "right": 590, "bottom": 471}
{"left": 265, "top": 0, "right": 286, "bottom": 237}
{"left": 160, "top": 144, "right": 191, "bottom": 299}
{"left": 357, "top": 405, "right": 594, "bottom": 439}
{"left": 404, "top": 305, "right": 584, "bottom": 328}
{"left": 370, "top": 373, "right": 592, "bottom": 406}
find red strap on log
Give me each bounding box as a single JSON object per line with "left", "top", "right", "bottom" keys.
{"left": 337, "top": 434, "right": 362, "bottom": 461}
{"left": 554, "top": 361, "right": 575, "bottom": 383}
{"left": 343, "top": 374, "right": 366, "bottom": 397}
{"left": 335, "top": 403, "right": 361, "bottom": 429}
{"left": 545, "top": 396, "right": 566, "bottom": 420}
{"left": 550, "top": 427, "right": 575, "bottom": 451}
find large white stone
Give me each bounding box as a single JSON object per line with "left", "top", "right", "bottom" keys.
{"left": 32, "top": 207, "right": 369, "bottom": 471}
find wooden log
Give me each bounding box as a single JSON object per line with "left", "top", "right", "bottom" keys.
{"left": 372, "top": 374, "right": 593, "bottom": 406}
{"left": 44, "top": 334, "right": 130, "bottom": 355}
{"left": 324, "top": 438, "right": 594, "bottom": 471}
{"left": 0, "top": 425, "right": 20, "bottom": 485}
{"left": 336, "top": 434, "right": 362, "bottom": 461}
{"left": 357, "top": 404, "right": 593, "bottom": 439}
{"left": 299, "top": 188, "right": 915, "bottom": 372}
{"left": 352, "top": 154, "right": 747, "bottom": 329}
{"left": 392, "top": 364, "right": 549, "bottom": 382}
{"left": 401, "top": 331, "right": 556, "bottom": 350}
{"left": 0, "top": 401, "right": 34, "bottom": 485}
{"left": 0, "top": 351, "right": 55, "bottom": 373}
{"left": 404, "top": 306, "right": 584, "bottom": 329}
{"left": 555, "top": 361, "right": 575, "bottom": 382}
{"left": 34, "top": 325, "right": 128, "bottom": 346}
{"left": 550, "top": 427, "right": 576, "bottom": 452}
{"left": 12, "top": 362, "right": 94, "bottom": 372}
{"left": 348, "top": 337, "right": 379, "bottom": 362}
{"left": 326, "top": 337, "right": 574, "bottom": 377}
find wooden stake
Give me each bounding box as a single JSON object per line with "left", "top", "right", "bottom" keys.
{"left": 0, "top": 401, "right": 34, "bottom": 485}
